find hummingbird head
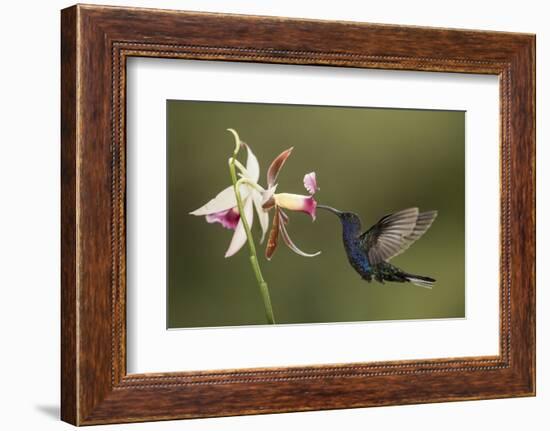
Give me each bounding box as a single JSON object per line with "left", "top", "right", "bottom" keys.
{"left": 317, "top": 205, "right": 362, "bottom": 239}
{"left": 338, "top": 211, "right": 362, "bottom": 225}
{"left": 317, "top": 205, "right": 361, "bottom": 225}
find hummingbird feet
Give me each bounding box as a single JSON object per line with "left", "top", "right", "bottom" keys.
{"left": 361, "top": 273, "right": 373, "bottom": 282}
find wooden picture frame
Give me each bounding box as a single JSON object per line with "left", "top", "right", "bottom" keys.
{"left": 61, "top": 4, "right": 535, "bottom": 425}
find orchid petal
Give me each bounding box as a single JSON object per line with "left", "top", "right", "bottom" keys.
{"left": 261, "top": 185, "right": 278, "bottom": 210}
{"left": 262, "top": 197, "right": 275, "bottom": 211}
{"left": 265, "top": 210, "right": 280, "bottom": 260}
{"left": 190, "top": 185, "right": 250, "bottom": 216}
{"left": 303, "top": 172, "right": 319, "bottom": 195}
{"left": 279, "top": 209, "right": 289, "bottom": 224}
{"left": 231, "top": 158, "right": 252, "bottom": 178}
{"left": 252, "top": 191, "right": 269, "bottom": 243}
{"left": 273, "top": 193, "right": 317, "bottom": 220}
{"left": 279, "top": 215, "right": 321, "bottom": 258}
{"left": 243, "top": 143, "right": 260, "bottom": 182}
{"left": 205, "top": 207, "right": 240, "bottom": 230}
{"left": 224, "top": 196, "right": 254, "bottom": 258}
{"left": 267, "top": 148, "right": 293, "bottom": 187}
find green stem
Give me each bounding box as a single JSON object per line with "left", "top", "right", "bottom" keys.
{"left": 227, "top": 129, "right": 276, "bottom": 324}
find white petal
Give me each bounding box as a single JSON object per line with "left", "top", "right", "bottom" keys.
{"left": 225, "top": 196, "right": 254, "bottom": 257}
{"left": 231, "top": 158, "right": 252, "bottom": 178}
{"left": 279, "top": 219, "right": 321, "bottom": 258}
{"left": 244, "top": 143, "right": 260, "bottom": 182}
{"left": 252, "top": 191, "right": 269, "bottom": 243}
{"left": 190, "top": 185, "right": 249, "bottom": 216}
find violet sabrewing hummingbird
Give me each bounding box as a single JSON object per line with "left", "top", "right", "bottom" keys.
{"left": 317, "top": 205, "right": 438, "bottom": 288}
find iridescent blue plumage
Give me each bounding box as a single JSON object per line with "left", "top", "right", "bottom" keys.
{"left": 318, "top": 205, "right": 438, "bottom": 288}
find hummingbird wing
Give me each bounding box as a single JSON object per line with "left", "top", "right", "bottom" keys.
{"left": 359, "top": 208, "right": 437, "bottom": 264}
{"left": 389, "top": 210, "right": 438, "bottom": 260}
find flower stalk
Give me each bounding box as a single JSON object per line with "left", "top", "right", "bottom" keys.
{"left": 227, "top": 129, "right": 276, "bottom": 324}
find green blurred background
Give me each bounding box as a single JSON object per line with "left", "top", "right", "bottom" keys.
{"left": 167, "top": 100, "right": 465, "bottom": 328}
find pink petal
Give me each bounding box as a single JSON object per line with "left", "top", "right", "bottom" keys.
{"left": 267, "top": 148, "right": 293, "bottom": 187}
{"left": 224, "top": 196, "right": 254, "bottom": 258}
{"left": 205, "top": 207, "right": 240, "bottom": 230}
{"left": 303, "top": 172, "right": 319, "bottom": 195}
{"left": 273, "top": 193, "right": 317, "bottom": 220}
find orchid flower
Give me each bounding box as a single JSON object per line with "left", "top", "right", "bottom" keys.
{"left": 262, "top": 148, "right": 321, "bottom": 260}
{"left": 189, "top": 141, "right": 269, "bottom": 258}
{"left": 189, "top": 130, "right": 323, "bottom": 324}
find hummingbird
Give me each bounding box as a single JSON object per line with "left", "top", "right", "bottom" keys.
{"left": 317, "top": 205, "right": 438, "bottom": 288}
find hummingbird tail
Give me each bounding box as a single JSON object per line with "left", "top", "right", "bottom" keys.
{"left": 404, "top": 273, "right": 435, "bottom": 289}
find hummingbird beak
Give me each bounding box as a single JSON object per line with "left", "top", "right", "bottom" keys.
{"left": 317, "top": 204, "right": 343, "bottom": 216}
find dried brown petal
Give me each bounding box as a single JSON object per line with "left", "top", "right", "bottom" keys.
{"left": 266, "top": 147, "right": 293, "bottom": 187}
{"left": 265, "top": 210, "right": 280, "bottom": 260}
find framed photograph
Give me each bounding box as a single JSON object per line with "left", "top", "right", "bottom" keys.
{"left": 61, "top": 4, "right": 535, "bottom": 425}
